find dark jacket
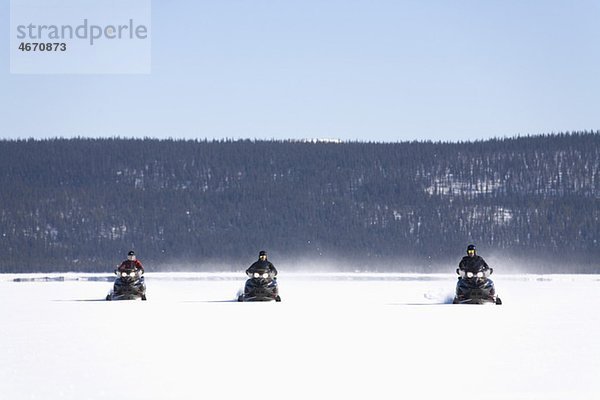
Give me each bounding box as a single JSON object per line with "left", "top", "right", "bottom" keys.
{"left": 118, "top": 259, "right": 144, "bottom": 272}
{"left": 458, "top": 255, "right": 489, "bottom": 274}
{"left": 246, "top": 260, "right": 277, "bottom": 276}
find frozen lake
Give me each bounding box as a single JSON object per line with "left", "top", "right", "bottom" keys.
{"left": 1, "top": 273, "right": 599, "bottom": 400}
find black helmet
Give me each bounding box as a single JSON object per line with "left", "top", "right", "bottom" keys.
{"left": 128, "top": 250, "right": 135, "bottom": 256}
{"left": 259, "top": 250, "right": 267, "bottom": 257}
{"left": 466, "top": 244, "right": 476, "bottom": 254}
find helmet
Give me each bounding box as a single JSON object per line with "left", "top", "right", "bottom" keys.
{"left": 127, "top": 250, "right": 136, "bottom": 261}
{"left": 258, "top": 250, "right": 267, "bottom": 257}
{"left": 466, "top": 244, "right": 476, "bottom": 255}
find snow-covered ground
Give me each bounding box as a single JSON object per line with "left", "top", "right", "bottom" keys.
{"left": 1, "top": 273, "right": 599, "bottom": 400}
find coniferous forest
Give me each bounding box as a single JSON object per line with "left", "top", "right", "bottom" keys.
{"left": 0, "top": 132, "right": 598, "bottom": 273}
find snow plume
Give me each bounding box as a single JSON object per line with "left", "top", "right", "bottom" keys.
{"left": 483, "top": 252, "right": 597, "bottom": 275}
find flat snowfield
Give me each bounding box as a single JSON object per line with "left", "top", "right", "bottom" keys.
{"left": 1, "top": 273, "right": 599, "bottom": 400}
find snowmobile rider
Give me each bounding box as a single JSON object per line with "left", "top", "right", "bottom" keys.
{"left": 457, "top": 244, "right": 492, "bottom": 278}
{"left": 117, "top": 250, "right": 144, "bottom": 273}
{"left": 246, "top": 250, "right": 277, "bottom": 277}
{"left": 111, "top": 250, "right": 146, "bottom": 300}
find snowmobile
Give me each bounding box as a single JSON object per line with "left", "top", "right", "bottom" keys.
{"left": 238, "top": 269, "right": 281, "bottom": 302}
{"left": 453, "top": 267, "right": 502, "bottom": 305}
{"left": 106, "top": 267, "right": 147, "bottom": 301}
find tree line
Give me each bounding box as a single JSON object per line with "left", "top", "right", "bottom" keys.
{"left": 0, "top": 132, "right": 598, "bottom": 273}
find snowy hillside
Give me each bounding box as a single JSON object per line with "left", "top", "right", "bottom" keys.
{"left": 1, "top": 273, "right": 599, "bottom": 400}
{"left": 3, "top": 134, "right": 599, "bottom": 272}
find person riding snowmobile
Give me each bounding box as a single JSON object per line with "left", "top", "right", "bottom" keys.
{"left": 246, "top": 250, "right": 277, "bottom": 277}
{"left": 454, "top": 244, "right": 500, "bottom": 304}
{"left": 108, "top": 250, "right": 146, "bottom": 300}
{"left": 239, "top": 250, "right": 281, "bottom": 301}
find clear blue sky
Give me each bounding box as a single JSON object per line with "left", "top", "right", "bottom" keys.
{"left": 1, "top": 0, "right": 599, "bottom": 142}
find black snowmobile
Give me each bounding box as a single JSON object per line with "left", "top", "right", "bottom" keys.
{"left": 453, "top": 266, "right": 502, "bottom": 305}
{"left": 238, "top": 269, "right": 281, "bottom": 302}
{"left": 106, "top": 267, "right": 147, "bottom": 301}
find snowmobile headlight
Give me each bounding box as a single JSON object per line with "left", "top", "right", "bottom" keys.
{"left": 476, "top": 271, "right": 484, "bottom": 278}
{"left": 129, "top": 272, "right": 136, "bottom": 277}
{"left": 121, "top": 272, "right": 128, "bottom": 277}
{"left": 253, "top": 272, "right": 260, "bottom": 278}
{"left": 261, "top": 273, "right": 269, "bottom": 279}
{"left": 466, "top": 272, "right": 474, "bottom": 278}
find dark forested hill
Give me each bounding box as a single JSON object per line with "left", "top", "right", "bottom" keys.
{"left": 1, "top": 132, "right": 598, "bottom": 273}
